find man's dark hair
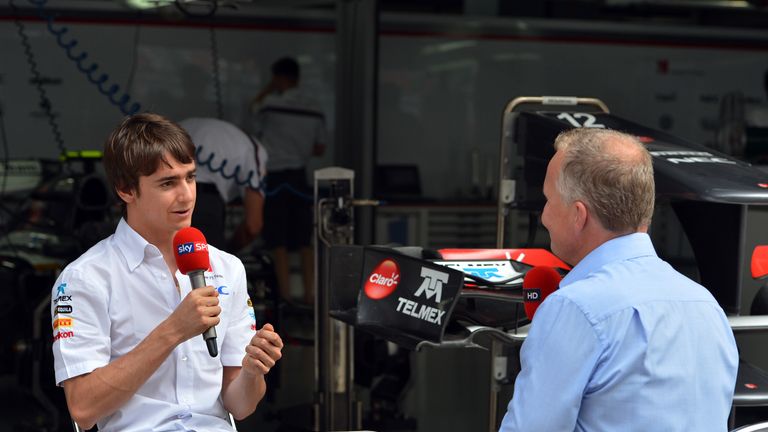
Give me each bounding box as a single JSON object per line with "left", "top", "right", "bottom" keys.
{"left": 271, "top": 57, "right": 300, "bottom": 81}
{"left": 103, "top": 113, "right": 195, "bottom": 200}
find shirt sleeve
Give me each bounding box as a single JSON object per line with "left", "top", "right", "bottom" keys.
{"left": 499, "top": 294, "right": 603, "bottom": 432}
{"left": 51, "top": 267, "right": 111, "bottom": 385}
{"left": 219, "top": 260, "right": 257, "bottom": 367}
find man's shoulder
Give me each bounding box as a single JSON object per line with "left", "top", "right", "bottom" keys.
{"left": 64, "top": 235, "right": 117, "bottom": 271}
{"left": 556, "top": 256, "right": 719, "bottom": 321}
{"left": 263, "top": 89, "right": 323, "bottom": 113}
{"left": 207, "top": 245, "right": 245, "bottom": 271}
{"left": 56, "top": 236, "right": 119, "bottom": 293}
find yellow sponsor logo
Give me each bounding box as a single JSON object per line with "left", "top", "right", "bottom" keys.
{"left": 53, "top": 317, "right": 73, "bottom": 329}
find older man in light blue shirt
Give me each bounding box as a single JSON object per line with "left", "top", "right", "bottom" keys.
{"left": 499, "top": 128, "right": 738, "bottom": 432}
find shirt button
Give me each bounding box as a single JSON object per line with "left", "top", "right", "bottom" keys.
{"left": 182, "top": 356, "right": 188, "bottom": 361}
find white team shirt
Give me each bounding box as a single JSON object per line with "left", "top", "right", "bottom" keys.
{"left": 179, "top": 117, "right": 265, "bottom": 203}
{"left": 251, "top": 88, "right": 327, "bottom": 171}
{"left": 51, "top": 218, "right": 256, "bottom": 432}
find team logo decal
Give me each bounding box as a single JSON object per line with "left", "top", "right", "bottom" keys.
{"left": 53, "top": 282, "right": 72, "bottom": 303}
{"left": 364, "top": 259, "right": 400, "bottom": 300}
{"left": 394, "top": 266, "right": 449, "bottom": 325}
{"left": 414, "top": 268, "right": 449, "bottom": 303}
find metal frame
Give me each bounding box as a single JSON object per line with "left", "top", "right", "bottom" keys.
{"left": 313, "top": 167, "right": 360, "bottom": 431}
{"left": 731, "top": 422, "right": 768, "bottom": 432}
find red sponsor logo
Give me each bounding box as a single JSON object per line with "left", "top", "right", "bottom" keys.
{"left": 53, "top": 330, "right": 74, "bottom": 341}
{"left": 758, "top": 183, "right": 768, "bottom": 189}
{"left": 364, "top": 259, "right": 400, "bottom": 300}
{"left": 637, "top": 136, "right": 654, "bottom": 143}
{"left": 745, "top": 383, "right": 759, "bottom": 390}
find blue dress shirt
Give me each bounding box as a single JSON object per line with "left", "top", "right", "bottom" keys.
{"left": 499, "top": 233, "right": 738, "bottom": 432}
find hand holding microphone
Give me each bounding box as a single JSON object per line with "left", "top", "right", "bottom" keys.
{"left": 173, "top": 227, "right": 219, "bottom": 357}
{"left": 522, "top": 266, "right": 562, "bottom": 321}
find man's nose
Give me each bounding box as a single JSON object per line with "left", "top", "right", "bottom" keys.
{"left": 180, "top": 180, "right": 195, "bottom": 201}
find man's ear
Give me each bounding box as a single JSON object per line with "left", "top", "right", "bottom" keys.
{"left": 115, "top": 186, "right": 136, "bottom": 204}
{"left": 573, "top": 200, "right": 589, "bottom": 231}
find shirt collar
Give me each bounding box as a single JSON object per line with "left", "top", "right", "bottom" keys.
{"left": 560, "top": 232, "right": 657, "bottom": 287}
{"left": 114, "top": 218, "right": 158, "bottom": 272}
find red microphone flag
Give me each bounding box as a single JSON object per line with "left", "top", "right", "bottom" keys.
{"left": 522, "top": 266, "right": 562, "bottom": 321}
{"left": 173, "top": 227, "right": 210, "bottom": 275}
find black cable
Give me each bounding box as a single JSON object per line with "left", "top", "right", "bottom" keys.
{"left": 4, "top": 1, "right": 65, "bottom": 253}
{"left": 124, "top": 19, "right": 142, "bottom": 95}
{"left": 0, "top": 97, "right": 23, "bottom": 256}
{"left": 209, "top": 24, "right": 224, "bottom": 119}
{"left": 10, "top": 0, "right": 68, "bottom": 160}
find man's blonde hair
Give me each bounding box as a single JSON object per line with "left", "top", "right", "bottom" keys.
{"left": 554, "top": 128, "right": 655, "bottom": 233}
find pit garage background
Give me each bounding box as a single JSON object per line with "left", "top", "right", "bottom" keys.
{"left": 1, "top": 1, "right": 768, "bottom": 431}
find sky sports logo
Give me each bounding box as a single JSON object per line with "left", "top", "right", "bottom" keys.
{"left": 177, "top": 242, "right": 208, "bottom": 255}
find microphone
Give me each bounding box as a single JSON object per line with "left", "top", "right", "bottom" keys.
{"left": 173, "top": 227, "right": 218, "bottom": 357}
{"left": 522, "top": 266, "right": 562, "bottom": 321}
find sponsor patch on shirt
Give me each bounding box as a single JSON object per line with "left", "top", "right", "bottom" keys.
{"left": 53, "top": 330, "right": 74, "bottom": 341}
{"left": 205, "top": 272, "right": 225, "bottom": 281}
{"left": 55, "top": 305, "right": 73, "bottom": 314}
{"left": 53, "top": 317, "right": 74, "bottom": 329}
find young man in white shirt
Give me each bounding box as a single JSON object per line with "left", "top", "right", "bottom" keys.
{"left": 51, "top": 113, "right": 283, "bottom": 431}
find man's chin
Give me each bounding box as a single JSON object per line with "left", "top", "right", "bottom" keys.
{"left": 170, "top": 219, "right": 192, "bottom": 232}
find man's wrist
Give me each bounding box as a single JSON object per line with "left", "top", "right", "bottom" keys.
{"left": 154, "top": 319, "right": 186, "bottom": 347}
{"left": 239, "top": 366, "right": 265, "bottom": 380}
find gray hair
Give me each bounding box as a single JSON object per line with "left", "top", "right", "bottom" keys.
{"left": 553, "top": 128, "right": 655, "bottom": 232}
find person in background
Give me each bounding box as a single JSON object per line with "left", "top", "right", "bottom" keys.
{"left": 179, "top": 117, "right": 267, "bottom": 252}
{"left": 499, "top": 128, "right": 738, "bottom": 431}
{"left": 249, "top": 56, "right": 327, "bottom": 305}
